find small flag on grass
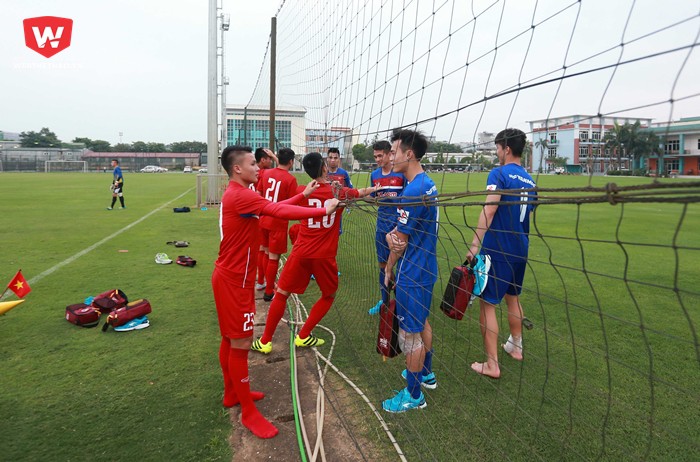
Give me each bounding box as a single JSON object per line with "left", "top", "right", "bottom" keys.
{"left": 7, "top": 270, "right": 31, "bottom": 298}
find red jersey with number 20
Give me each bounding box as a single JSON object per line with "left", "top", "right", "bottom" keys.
{"left": 291, "top": 183, "right": 359, "bottom": 259}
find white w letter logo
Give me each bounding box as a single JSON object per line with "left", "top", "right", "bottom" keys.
{"left": 32, "top": 26, "right": 64, "bottom": 49}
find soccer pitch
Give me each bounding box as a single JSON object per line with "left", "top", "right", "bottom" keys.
{"left": 0, "top": 172, "right": 698, "bottom": 461}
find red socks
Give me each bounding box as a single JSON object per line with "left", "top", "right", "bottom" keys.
{"left": 220, "top": 338, "right": 265, "bottom": 407}
{"left": 264, "top": 259, "right": 279, "bottom": 295}
{"left": 257, "top": 251, "right": 268, "bottom": 285}
{"left": 298, "top": 295, "right": 334, "bottom": 339}
{"left": 260, "top": 292, "right": 289, "bottom": 344}
{"left": 228, "top": 347, "right": 278, "bottom": 438}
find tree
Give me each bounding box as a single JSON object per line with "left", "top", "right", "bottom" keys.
{"left": 112, "top": 143, "right": 133, "bottom": 152}
{"left": 20, "top": 127, "right": 61, "bottom": 148}
{"left": 448, "top": 157, "right": 457, "bottom": 164}
{"left": 428, "top": 141, "right": 463, "bottom": 154}
{"left": 352, "top": 143, "right": 374, "bottom": 163}
{"left": 522, "top": 142, "right": 532, "bottom": 171}
{"left": 603, "top": 121, "right": 659, "bottom": 173}
{"left": 146, "top": 142, "right": 167, "bottom": 152}
{"left": 73, "top": 137, "right": 112, "bottom": 152}
{"left": 131, "top": 141, "right": 148, "bottom": 152}
{"left": 169, "top": 141, "right": 207, "bottom": 153}
{"left": 534, "top": 138, "right": 549, "bottom": 172}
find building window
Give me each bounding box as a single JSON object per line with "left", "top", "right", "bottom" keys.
{"left": 580, "top": 131, "right": 589, "bottom": 142}
{"left": 665, "top": 158, "right": 680, "bottom": 173}
{"left": 665, "top": 139, "right": 680, "bottom": 152}
{"left": 547, "top": 148, "right": 557, "bottom": 158}
{"left": 579, "top": 147, "right": 589, "bottom": 157}
{"left": 591, "top": 131, "right": 600, "bottom": 141}
{"left": 697, "top": 138, "right": 700, "bottom": 150}
{"left": 549, "top": 133, "right": 557, "bottom": 143}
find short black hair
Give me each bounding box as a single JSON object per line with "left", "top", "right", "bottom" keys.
{"left": 372, "top": 140, "right": 391, "bottom": 152}
{"left": 303, "top": 152, "right": 324, "bottom": 179}
{"left": 327, "top": 147, "right": 340, "bottom": 156}
{"left": 278, "top": 147, "right": 295, "bottom": 166}
{"left": 495, "top": 128, "right": 526, "bottom": 157}
{"left": 111, "top": 159, "right": 119, "bottom": 164}
{"left": 221, "top": 145, "right": 253, "bottom": 177}
{"left": 390, "top": 129, "right": 428, "bottom": 159}
{"left": 254, "top": 147, "right": 269, "bottom": 163}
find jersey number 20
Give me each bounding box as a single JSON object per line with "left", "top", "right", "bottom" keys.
{"left": 307, "top": 198, "right": 336, "bottom": 228}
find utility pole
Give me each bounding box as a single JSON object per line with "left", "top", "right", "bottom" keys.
{"left": 207, "top": 0, "right": 218, "bottom": 202}
{"left": 269, "top": 16, "right": 276, "bottom": 152}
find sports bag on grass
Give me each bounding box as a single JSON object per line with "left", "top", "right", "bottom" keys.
{"left": 102, "top": 298, "right": 152, "bottom": 332}
{"left": 92, "top": 289, "right": 129, "bottom": 314}
{"left": 440, "top": 260, "right": 476, "bottom": 320}
{"left": 376, "top": 299, "right": 402, "bottom": 358}
{"left": 65, "top": 303, "right": 101, "bottom": 328}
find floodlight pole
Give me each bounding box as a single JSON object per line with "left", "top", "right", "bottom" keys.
{"left": 270, "top": 16, "right": 276, "bottom": 152}
{"left": 207, "top": 0, "right": 219, "bottom": 202}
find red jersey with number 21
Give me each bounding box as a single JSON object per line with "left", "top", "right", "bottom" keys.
{"left": 291, "top": 183, "right": 358, "bottom": 259}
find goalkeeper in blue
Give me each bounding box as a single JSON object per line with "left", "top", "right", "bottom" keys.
{"left": 467, "top": 128, "right": 537, "bottom": 378}
{"left": 382, "top": 129, "right": 439, "bottom": 413}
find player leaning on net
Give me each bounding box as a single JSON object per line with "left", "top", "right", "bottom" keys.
{"left": 107, "top": 159, "right": 125, "bottom": 210}
{"left": 212, "top": 145, "right": 339, "bottom": 439}
{"left": 253, "top": 147, "right": 278, "bottom": 290}
{"left": 257, "top": 148, "right": 299, "bottom": 302}
{"left": 467, "top": 128, "right": 537, "bottom": 379}
{"left": 251, "top": 152, "right": 376, "bottom": 354}
{"left": 382, "top": 129, "right": 439, "bottom": 413}
{"left": 368, "top": 140, "right": 406, "bottom": 315}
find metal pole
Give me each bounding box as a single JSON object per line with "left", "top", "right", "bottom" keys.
{"left": 270, "top": 16, "right": 276, "bottom": 151}
{"left": 207, "top": 0, "right": 219, "bottom": 202}
{"left": 244, "top": 107, "right": 248, "bottom": 146}
{"left": 221, "top": 21, "right": 227, "bottom": 151}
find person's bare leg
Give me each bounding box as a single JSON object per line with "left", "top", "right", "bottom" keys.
{"left": 502, "top": 294, "right": 523, "bottom": 360}
{"left": 471, "top": 300, "right": 500, "bottom": 378}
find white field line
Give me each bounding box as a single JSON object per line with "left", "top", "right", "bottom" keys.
{"left": 1, "top": 188, "right": 194, "bottom": 301}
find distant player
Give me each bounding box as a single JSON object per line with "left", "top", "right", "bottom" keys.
{"left": 107, "top": 159, "right": 125, "bottom": 210}
{"left": 368, "top": 140, "right": 406, "bottom": 315}
{"left": 212, "top": 145, "right": 338, "bottom": 439}
{"left": 257, "top": 148, "right": 299, "bottom": 302}
{"left": 251, "top": 152, "right": 376, "bottom": 354}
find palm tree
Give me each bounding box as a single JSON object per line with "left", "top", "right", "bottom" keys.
{"left": 534, "top": 137, "right": 549, "bottom": 173}
{"left": 603, "top": 122, "right": 627, "bottom": 172}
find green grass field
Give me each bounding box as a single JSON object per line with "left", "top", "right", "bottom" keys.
{"left": 0, "top": 171, "right": 698, "bottom": 461}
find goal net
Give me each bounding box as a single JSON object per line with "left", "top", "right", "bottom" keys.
{"left": 45, "top": 160, "right": 88, "bottom": 173}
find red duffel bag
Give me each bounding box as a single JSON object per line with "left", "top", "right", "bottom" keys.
{"left": 102, "top": 299, "right": 152, "bottom": 332}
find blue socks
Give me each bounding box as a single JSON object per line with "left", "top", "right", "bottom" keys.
{"left": 406, "top": 370, "right": 421, "bottom": 399}
{"left": 422, "top": 349, "right": 433, "bottom": 376}
{"left": 379, "top": 268, "right": 389, "bottom": 304}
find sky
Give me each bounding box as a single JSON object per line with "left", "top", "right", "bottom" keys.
{"left": 1, "top": 0, "right": 698, "bottom": 147}
{"left": 0, "top": 0, "right": 279, "bottom": 145}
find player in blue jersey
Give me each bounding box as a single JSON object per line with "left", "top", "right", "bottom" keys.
{"left": 467, "top": 128, "right": 537, "bottom": 378}
{"left": 107, "top": 159, "right": 125, "bottom": 210}
{"left": 382, "top": 129, "right": 439, "bottom": 413}
{"left": 368, "top": 140, "right": 406, "bottom": 315}
{"left": 326, "top": 148, "right": 353, "bottom": 188}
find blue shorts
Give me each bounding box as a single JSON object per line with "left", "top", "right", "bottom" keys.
{"left": 395, "top": 283, "right": 434, "bottom": 333}
{"left": 479, "top": 258, "right": 526, "bottom": 305}
{"left": 375, "top": 230, "right": 390, "bottom": 263}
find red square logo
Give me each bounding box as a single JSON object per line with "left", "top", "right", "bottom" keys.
{"left": 23, "top": 16, "right": 73, "bottom": 58}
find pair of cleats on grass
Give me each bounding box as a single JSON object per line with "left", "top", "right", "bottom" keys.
{"left": 251, "top": 333, "right": 324, "bottom": 354}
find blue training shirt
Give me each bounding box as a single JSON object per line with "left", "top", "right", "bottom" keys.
{"left": 370, "top": 168, "right": 406, "bottom": 234}
{"left": 113, "top": 165, "right": 123, "bottom": 184}
{"left": 395, "top": 172, "right": 439, "bottom": 287}
{"left": 480, "top": 163, "right": 536, "bottom": 263}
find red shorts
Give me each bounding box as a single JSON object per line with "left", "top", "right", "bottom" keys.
{"left": 260, "top": 227, "right": 288, "bottom": 255}
{"left": 278, "top": 254, "right": 338, "bottom": 295}
{"left": 212, "top": 268, "right": 256, "bottom": 339}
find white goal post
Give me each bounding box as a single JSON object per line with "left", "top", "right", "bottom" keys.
{"left": 45, "top": 160, "right": 88, "bottom": 172}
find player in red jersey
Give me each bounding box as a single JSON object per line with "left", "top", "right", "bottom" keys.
{"left": 252, "top": 148, "right": 278, "bottom": 290}
{"left": 251, "top": 152, "right": 376, "bottom": 353}
{"left": 212, "top": 145, "right": 339, "bottom": 439}
{"left": 257, "top": 148, "right": 299, "bottom": 302}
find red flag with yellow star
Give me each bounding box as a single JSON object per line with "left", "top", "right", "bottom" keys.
{"left": 7, "top": 270, "right": 31, "bottom": 298}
